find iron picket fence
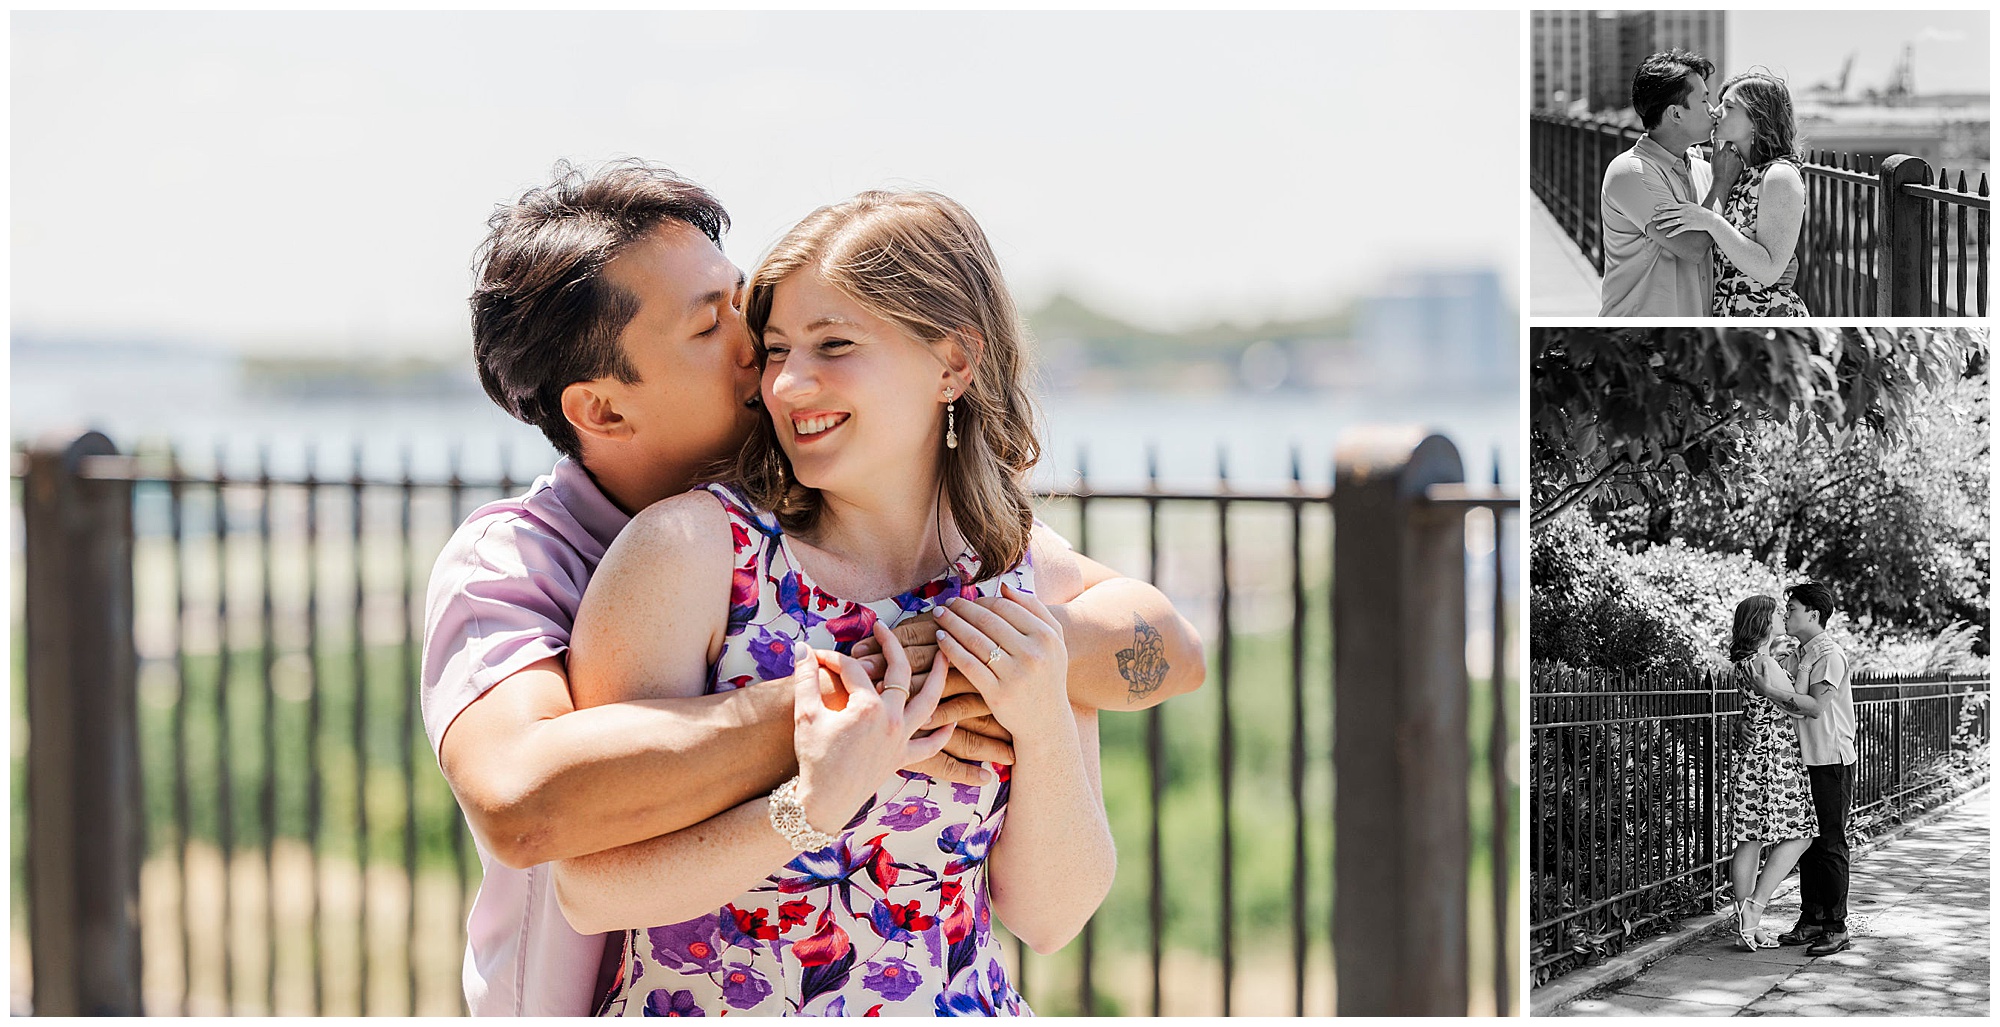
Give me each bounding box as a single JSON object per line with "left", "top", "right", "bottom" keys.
{"left": 1528, "top": 660, "right": 1991, "bottom": 982}
{"left": 1529, "top": 112, "right": 1990, "bottom": 316}
{"left": 14, "top": 429, "right": 1517, "bottom": 1016}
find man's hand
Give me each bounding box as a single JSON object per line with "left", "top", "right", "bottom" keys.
{"left": 853, "top": 612, "right": 941, "bottom": 677}
{"left": 857, "top": 612, "right": 1016, "bottom": 786}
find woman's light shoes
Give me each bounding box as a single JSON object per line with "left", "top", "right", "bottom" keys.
{"left": 1734, "top": 898, "right": 1781, "bottom": 951}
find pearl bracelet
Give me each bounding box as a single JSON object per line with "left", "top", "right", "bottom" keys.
{"left": 768, "top": 776, "right": 838, "bottom": 852}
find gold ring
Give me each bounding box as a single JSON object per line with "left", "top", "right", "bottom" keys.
{"left": 880, "top": 682, "right": 910, "bottom": 696}
{"left": 986, "top": 647, "right": 1003, "bottom": 664}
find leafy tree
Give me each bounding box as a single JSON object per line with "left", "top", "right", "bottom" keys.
{"left": 1531, "top": 326, "right": 1980, "bottom": 529}
{"left": 1599, "top": 373, "right": 1989, "bottom": 642}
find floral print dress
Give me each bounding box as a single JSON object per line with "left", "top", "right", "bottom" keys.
{"left": 595, "top": 483, "right": 1033, "bottom": 1017}
{"left": 1726, "top": 655, "right": 1818, "bottom": 843}
{"left": 1713, "top": 158, "right": 1809, "bottom": 316}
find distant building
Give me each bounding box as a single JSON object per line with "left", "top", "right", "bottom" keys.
{"left": 1354, "top": 268, "right": 1516, "bottom": 392}
{"left": 1532, "top": 9, "right": 1727, "bottom": 115}
{"left": 1531, "top": 10, "right": 1598, "bottom": 114}
{"left": 1618, "top": 10, "right": 1725, "bottom": 102}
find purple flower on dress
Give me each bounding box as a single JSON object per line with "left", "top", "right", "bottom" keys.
{"left": 878, "top": 795, "right": 942, "bottom": 831}
{"left": 643, "top": 988, "right": 704, "bottom": 1016}
{"left": 646, "top": 914, "right": 724, "bottom": 974}
{"left": 863, "top": 957, "right": 924, "bottom": 1001}
{"left": 749, "top": 626, "right": 797, "bottom": 682}
{"left": 777, "top": 570, "right": 825, "bottom": 629}
{"left": 894, "top": 575, "right": 961, "bottom": 614}
{"left": 717, "top": 962, "right": 773, "bottom": 1010}
{"left": 936, "top": 821, "right": 995, "bottom": 876}
{"left": 778, "top": 833, "right": 875, "bottom": 891}
{"left": 937, "top": 965, "right": 996, "bottom": 1017}
{"left": 986, "top": 958, "right": 1009, "bottom": 1000}
{"left": 949, "top": 782, "right": 981, "bottom": 806}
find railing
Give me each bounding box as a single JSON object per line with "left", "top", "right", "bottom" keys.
{"left": 13, "top": 428, "right": 1518, "bottom": 1017}
{"left": 1530, "top": 112, "right": 1991, "bottom": 316}
{"left": 1527, "top": 661, "right": 1991, "bottom": 983}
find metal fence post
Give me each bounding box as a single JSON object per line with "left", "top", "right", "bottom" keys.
{"left": 1332, "top": 428, "right": 1467, "bottom": 1015}
{"left": 1891, "top": 686, "right": 1905, "bottom": 792}
{"left": 24, "top": 431, "right": 143, "bottom": 1015}
{"left": 1879, "top": 155, "right": 1933, "bottom": 315}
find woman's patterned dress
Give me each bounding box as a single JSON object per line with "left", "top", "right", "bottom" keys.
{"left": 1713, "top": 158, "right": 1810, "bottom": 316}
{"left": 595, "top": 483, "right": 1033, "bottom": 1017}
{"left": 1726, "top": 655, "right": 1818, "bottom": 843}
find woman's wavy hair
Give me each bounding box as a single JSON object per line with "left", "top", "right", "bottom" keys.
{"left": 734, "top": 191, "right": 1041, "bottom": 580}
{"left": 1728, "top": 594, "right": 1778, "bottom": 692}
{"left": 1720, "top": 71, "right": 1799, "bottom": 166}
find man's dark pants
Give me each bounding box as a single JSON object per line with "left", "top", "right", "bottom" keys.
{"left": 1798, "top": 762, "right": 1854, "bottom": 932}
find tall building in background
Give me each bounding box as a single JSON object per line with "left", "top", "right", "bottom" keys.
{"left": 1588, "top": 13, "right": 1627, "bottom": 112}
{"left": 1532, "top": 10, "right": 1728, "bottom": 116}
{"left": 1530, "top": 10, "right": 1595, "bottom": 114}
{"left": 1619, "top": 10, "right": 1726, "bottom": 97}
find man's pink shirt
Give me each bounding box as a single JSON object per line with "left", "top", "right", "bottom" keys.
{"left": 420, "top": 457, "right": 630, "bottom": 1017}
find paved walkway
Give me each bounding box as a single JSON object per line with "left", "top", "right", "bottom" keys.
{"left": 1558, "top": 792, "right": 1990, "bottom": 1016}
{"left": 1528, "top": 193, "right": 1601, "bottom": 317}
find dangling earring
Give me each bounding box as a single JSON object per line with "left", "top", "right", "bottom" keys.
{"left": 944, "top": 387, "right": 958, "bottom": 450}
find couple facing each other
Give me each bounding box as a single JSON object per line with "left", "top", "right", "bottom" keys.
{"left": 1600, "top": 48, "right": 1809, "bottom": 317}
{"left": 1724, "top": 583, "right": 1856, "bottom": 958}
{"left": 422, "top": 161, "right": 1207, "bottom": 1016}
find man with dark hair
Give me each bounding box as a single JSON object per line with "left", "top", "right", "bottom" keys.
{"left": 422, "top": 159, "right": 1206, "bottom": 1014}
{"left": 1598, "top": 49, "right": 1723, "bottom": 316}
{"left": 1776, "top": 581, "right": 1856, "bottom": 956}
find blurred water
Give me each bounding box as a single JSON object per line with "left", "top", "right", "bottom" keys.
{"left": 11, "top": 345, "right": 1518, "bottom": 490}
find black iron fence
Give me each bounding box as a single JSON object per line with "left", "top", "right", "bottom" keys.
{"left": 1528, "top": 661, "right": 1991, "bottom": 983}
{"left": 14, "top": 428, "right": 1517, "bottom": 1016}
{"left": 1530, "top": 113, "right": 1991, "bottom": 316}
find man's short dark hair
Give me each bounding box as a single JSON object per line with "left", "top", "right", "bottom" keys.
{"left": 1787, "top": 582, "right": 1836, "bottom": 627}
{"left": 1632, "top": 49, "right": 1715, "bottom": 131}
{"left": 470, "top": 159, "right": 730, "bottom": 461}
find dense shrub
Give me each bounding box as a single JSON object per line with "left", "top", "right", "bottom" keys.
{"left": 1532, "top": 511, "right": 1788, "bottom": 673}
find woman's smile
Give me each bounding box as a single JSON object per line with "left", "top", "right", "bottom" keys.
{"left": 790, "top": 410, "right": 850, "bottom": 441}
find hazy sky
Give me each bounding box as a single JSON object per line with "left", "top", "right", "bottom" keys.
{"left": 12, "top": 11, "right": 1519, "bottom": 356}
{"left": 1728, "top": 10, "right": 1989, "bottom": 92}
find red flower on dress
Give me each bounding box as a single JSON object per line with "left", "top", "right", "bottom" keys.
{"left": 777, "top": 898, "right": 814, "bottom": 931}
{"left": 726, "top": 904, "right": 779, "bottom": 942}
{"left": 823, "top": 605, "right": 878, "bottom": 648}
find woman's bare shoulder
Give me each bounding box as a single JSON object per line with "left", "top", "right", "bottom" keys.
{"left": 1760, "top": 161, "right": 1806, "bottom": 198}
{"left": 589, "top": 489, "right": 737, "bottom": 602}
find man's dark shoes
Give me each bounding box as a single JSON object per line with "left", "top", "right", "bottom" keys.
{"left": 1777, "top": 924, "right": 1825, "bottom": 946}
{"left": 1805, "top": 931, "right": 1851, "bottom": 956}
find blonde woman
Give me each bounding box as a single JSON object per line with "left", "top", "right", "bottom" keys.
{"left": 555, "top": 192, "right": 1115, "bottom": 1015}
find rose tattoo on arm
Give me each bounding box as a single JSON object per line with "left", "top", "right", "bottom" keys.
{"left": 1116, "top": 613, "right": 1170, "bottom": 704}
